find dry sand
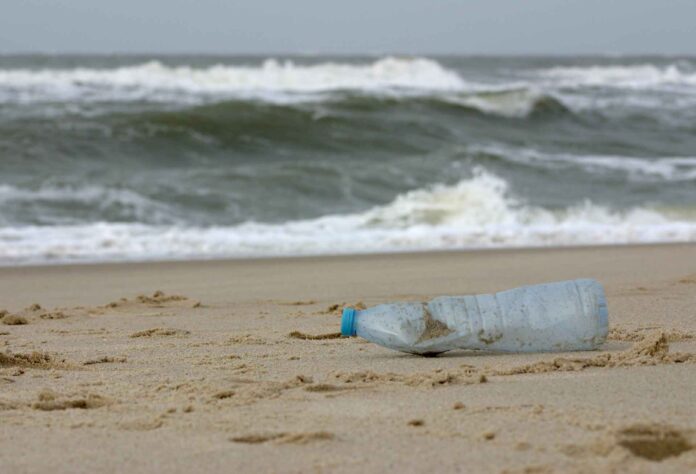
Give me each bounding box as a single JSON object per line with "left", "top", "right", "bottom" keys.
{"left": 1, "top": 244, "right": 696, "bottom": 473}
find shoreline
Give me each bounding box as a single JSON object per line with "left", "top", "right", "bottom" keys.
{"left": 3, "top": 239, "right": 696, "bottom": 270}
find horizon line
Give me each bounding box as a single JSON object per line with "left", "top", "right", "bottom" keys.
{"left": 1, "top": 50, "right": 696, "bottom": 58}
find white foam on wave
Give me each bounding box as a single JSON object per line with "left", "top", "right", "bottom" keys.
{"left": 2, "top": 170, "right": 695, "bottom": 265}
{"left": 444, "top": 89, "right": 557, "bottom": 118}
{"left": 0, "top": 57, "right": 466, "bottom": 104}
{"left": 0, "top": 55, "right": 570, "bottom": 119}
{"left": 473, "top": 145, "right": 696, "bottom": 182}
{"left": 537, "top": 63, "right": 696, "bottom": 90}
{"left": 4, "top": 58, "right": 696, "bottom": 121}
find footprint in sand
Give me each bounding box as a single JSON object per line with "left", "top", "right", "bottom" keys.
{"left": 616, "top": 424, "right": 694, "bottom": 461}
{"left": 561, "top": 424, "right": 694, "bottom": 462}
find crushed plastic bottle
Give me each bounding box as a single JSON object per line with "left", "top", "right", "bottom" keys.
{"left": 340, "top": 279, "right": 608, "bottom": 355}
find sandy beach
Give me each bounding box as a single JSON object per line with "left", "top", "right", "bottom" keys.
{"left": 1, "top": 243, "right": 696, "bottom": 473}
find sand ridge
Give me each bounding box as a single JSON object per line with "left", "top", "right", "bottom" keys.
{"left": 491, "top": 331, "right": 694, "bottom": 376}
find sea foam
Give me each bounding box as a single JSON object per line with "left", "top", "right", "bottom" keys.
{"left": 3, "top": 57, "right": 695, "bottom": 120}
{"left": 2, "top": 170, "right": 695, "bottom": 265}
{"left": 536, "top": 63, "right": 696, "bottom": 89}
{"left": 0, "top": 57, "right": 465, "bottom": 104}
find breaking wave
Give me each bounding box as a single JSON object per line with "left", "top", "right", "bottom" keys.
{"left": 2, "top": 170, "right": 695, "bottom": 265}
{"left": 0, "top": 56, "right": 568, "bottom": 119}
{"left": 536, "top": 63, "right": 696, "bottom": 90}
{"left": 0, "top": 57, "right": 466, "bottom": 104}
{"left": 3, "top": 56, "right": 696, "bottom": 265}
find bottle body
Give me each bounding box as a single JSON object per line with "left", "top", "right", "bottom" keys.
{"left": 342, "top": 279, "right": 608, "bottom": 355}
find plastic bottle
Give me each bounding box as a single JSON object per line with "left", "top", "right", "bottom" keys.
{"left": 340, "top": 279, "right": 608, "bottom": 355}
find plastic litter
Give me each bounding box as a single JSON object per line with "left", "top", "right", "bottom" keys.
{"left": 341, "top": 279, "right": 608, "bottom": 355}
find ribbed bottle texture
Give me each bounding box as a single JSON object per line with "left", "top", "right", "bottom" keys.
{"left": 341, "top": 279, "right": 608, "bottom": 355}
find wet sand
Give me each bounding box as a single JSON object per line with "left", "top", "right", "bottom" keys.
{"left": 2, "top": 244, "right": 696, "bottom": 473}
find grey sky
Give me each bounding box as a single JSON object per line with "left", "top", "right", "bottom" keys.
{"left": 2, "top": 0, "right": 696, "bottom": 55}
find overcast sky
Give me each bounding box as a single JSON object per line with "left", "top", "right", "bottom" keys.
{"left": 2, "top": 0, "right": 696, "bottom": 55}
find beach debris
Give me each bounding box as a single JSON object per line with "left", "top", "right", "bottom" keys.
{"left": 340, "top": 279, "right": 608, "bottom": 355}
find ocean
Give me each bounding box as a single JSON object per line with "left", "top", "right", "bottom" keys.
{"left": 1, "top": 54, "right": 696, "bottom": 265}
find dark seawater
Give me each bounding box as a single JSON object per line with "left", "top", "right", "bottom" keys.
{"left": 1, "top": 54, "right": 696, "bottom": 264}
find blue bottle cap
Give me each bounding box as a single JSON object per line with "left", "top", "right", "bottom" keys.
{"left": 341, "top": 307, "right": 357, "bottom": 337}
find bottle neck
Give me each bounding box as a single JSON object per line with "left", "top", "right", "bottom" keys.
{"left": 340, "top": 307, "right": 357, "bottom": 337}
